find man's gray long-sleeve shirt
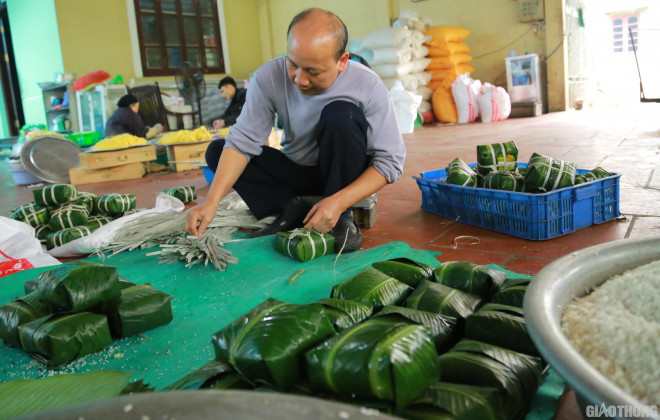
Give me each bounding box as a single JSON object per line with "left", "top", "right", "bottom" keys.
{"left": 224, "top": 57, "right": 406, "bottom": 183}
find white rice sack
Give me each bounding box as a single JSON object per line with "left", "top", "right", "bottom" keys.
{"left": 412, "top": 71, "right": 432, "bottom": 87}
{"left": 392, "top": 9, "right": 430, "bottom": 32}
{"left": 381, "top": 74, "right": 420, "bottom": 91}
{"left": 418, "top": 100, "right": 432, "bottom": 114}
{"left": 415, "top": 86, "right": 434, "bottom": 101}
{"left": 372, "top": 62, "right": 414, "bottom": 79}
{"left": 347, "top": 38, "right": 363, "bottom": 54}
{"left": 478, "top": 82, "right": 512, "bottom": 123}
{"left": 409, "top": 58, "right": 432, "bottom": 74}
{"left": 410, "top": 30, "right": 427, "bottom": 48}
{"left": 360, "top": 27, "right": 412, "bottom": 49}
{"left": 365, "top": 47, "right": 413, "bottom": 66}
{"left": 411, "top": 45, "right": 429, "bottom": 60}
{"left": 390, "top": 81, "right": 423, "bottom": 134}
{"left": 451, "top": 73, "right": 482, "bottom": 124}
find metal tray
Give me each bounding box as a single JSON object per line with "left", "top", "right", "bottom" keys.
{"left": 524, "top": 236, "right": 660, "bottom": 420}
{"left": 20, "top": 135, "right": 81, "bottom": 184}
{"left": 23, "top": 390, "right": 401, "bottom": 420}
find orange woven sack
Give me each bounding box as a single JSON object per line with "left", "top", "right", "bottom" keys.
{"left": 427, "top": 54, "right": 473, "bottom": 70}
{"left": 432, "top": 87, "right": 458, "bottom": 123}
{"left": 424, "top": 26, "right": 470, "bottom": 47}
{"left": 427, "top": 42, "right": 470, "bottom": 57}
{"left": 430, "top": 64, "right": 474, "bottom": 81}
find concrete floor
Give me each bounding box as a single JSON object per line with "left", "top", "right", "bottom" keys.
{"left": 2, "top": 104, "right": 660, "bottom": 419}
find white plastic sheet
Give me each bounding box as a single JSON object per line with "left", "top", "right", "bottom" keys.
{"left": 0, "top": 217, "right": 60, "bottom": 277}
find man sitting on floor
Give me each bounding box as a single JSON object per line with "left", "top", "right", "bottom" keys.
{"left": 186, "top": 8, "right": 405, "bottom": 252}
{"left": 211, "top": 76, "right": 247, "bottom": 129}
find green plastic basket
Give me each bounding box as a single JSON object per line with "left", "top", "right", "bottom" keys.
{"left": 67, "top": 131, "right": 101, "bottom": 147}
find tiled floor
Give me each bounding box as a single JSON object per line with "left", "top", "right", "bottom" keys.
{"left": 2, "top": 104, "right": 659, "bottom": 419}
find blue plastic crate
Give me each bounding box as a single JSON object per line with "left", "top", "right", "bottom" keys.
{"left": 413, "top": 163, "right": 621, "bottom": 240}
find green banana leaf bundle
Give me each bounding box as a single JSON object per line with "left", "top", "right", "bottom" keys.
{"left": 164, "top": 185, "right": 197, "bottom": 203}
{"left": 400, "top": 383, "right": 506, "bottom": 420}
{"left": 372, "top": 257, "right": 434, "bottom": 288}
{"left": 317, "top": 298, "right": 373, "bottom": 332}
{"left": 575, "top": 167, "right": 611, "bottom": 184}
{"left": 24, "top": 279, "right": 39, "bottom": 294}
{"left": 432, "top": 261, "right": 506, "bottom": 299}
{"left": 491, "top": 284, "right": 528, "bottom": 308}
{"left": 38, "top": 261, "right": 120, "bottom": 312}
{"left": 104, "top": 283, "right": 173, "bottom": 338}
{"left": 373, "top": 306, "right": 458, "bottom": 353}
{"left": 118, "top": 277, "right": 136, "bottom": 290}
{"left": 18, "top": 312, "right": 112, "bottom": 368}
{"left": 212, "top": 298, "right": 335, "bottom": 390}
{"left": 306, "top": 318, "right": 439, "bottom": 408}
{"left": 46, "top": 226, "right": 93, "bottom": 250}
{"left": 452, "top": 339, "right": 543, "bottom": 398}
{"left": 331, "top": 267, "right": 413, "bottom": 308}
{"left": 0, "top": 291, "right": 52, "bottom": 347}
{"left": 524, "top": 152, "right": 577, "bottom": 192}
{"left": 464, "top": 305, "right": 539, "bottom": 356}
{"left": 10, "top": 203, "right": 49, "bottom": 227}
{"left": 33, "top": 184, "right": 78, "bottom": 207}
{"left": 483, "top": 170, "right": 524, "bottom": 192}
{"left": 274, "top": 229, "right": 335, "bottom": 262}
{"left": 445, "top": 157, "right": 478, "bottom": 187}
{"left": 93, "top": 193, "right": 137, "bottom": 215}
{"left": 437, "top": 351, "right": 526, "bottom": 419}
{"left": 35, "top": 224, "right": 53, "bottom": 244}
{"left": 71, "top": 196, "right": 94, "bottom": 213}
{"left": 476, "top": 141, "right": 518, "bottom": 177}
{"left": 0, "top": 370, "right": 131, "bottom": 420}
{"left": 87, "top": 215, "right": 114, "bottom": 230}
{"left": 165, "top": 360, "right": 252, "bottom": 391}
{"left": 49, "top": 203, "right": 90, "bottom": 231}
{"left": 405, "top": 280, "right": 482, "bottom": 319}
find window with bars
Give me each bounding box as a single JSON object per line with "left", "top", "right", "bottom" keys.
{"left": 612, "top": 15, "right": 639, "bottom": 54}
{"left": 134, "top": 0, "right": 225, "bottom": 76}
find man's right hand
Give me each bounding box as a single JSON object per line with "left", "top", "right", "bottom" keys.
{"left": 185, "top": 202, "right": 218, "bottom": 237}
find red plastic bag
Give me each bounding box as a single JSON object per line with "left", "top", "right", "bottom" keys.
{"left": 73, "top": 70, "right": 111, "bottom": 92}
{"left": 0, "top": 249, "right": 34, "bottom": 278}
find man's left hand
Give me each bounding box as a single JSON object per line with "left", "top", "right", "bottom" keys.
{"left": 303, "top": 196, "right": 344, "bottom": 233}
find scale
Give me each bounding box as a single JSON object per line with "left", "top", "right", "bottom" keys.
{"left": 505, "top": 53, "right": 544, "bottom": 117}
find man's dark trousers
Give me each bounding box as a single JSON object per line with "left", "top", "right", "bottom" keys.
{"left": 205, "top": 100, "right": 369, "bottom": 219}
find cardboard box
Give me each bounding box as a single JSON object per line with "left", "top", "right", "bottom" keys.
{"left": 69, "top": 162, "right": 145, "bottom": 185}
{"left": 79, "top": 145, "right": 157, "bottom": 170}
{"left": 166, "top": 141, "right": 211, "bottom": 172}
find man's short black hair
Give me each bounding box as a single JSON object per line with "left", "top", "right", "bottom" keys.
{"left": 287, "top": 8, "right": 348, "bottom": 61}
{"left": 218, "top": 76, "right": 237, "bottom": 90}
{"left": 117, "top": 93, "right": 138, "bottom": 108}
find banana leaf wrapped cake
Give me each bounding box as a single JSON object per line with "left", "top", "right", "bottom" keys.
{"left": 464, "top": 303, "right": 538, "bottom": 356}
{"left": 211, "top": 298, "right": 335, "bottom": 390}
{"left": 71, "top": 194, "right": 95, "bottom": 213}
{"left": 93, "top": 193, "right": 137, "bottom": 215}
{"left": 405, "top": 279, "right": 482, "bottom": 319}
{"left": 104, "top": 283, "right": 173, "bottom": 338}
{"left": 49, "top": 203, "right": 90, "bottom": 231}
{"left": 476, "top": 141, "right": 518, "bottom": 177}
{"left": 23, "top": 279, "right": 39, "bottom": 294}
{"left": 524, "top": 152, "right": 576, "bottom": 192}
{"left": 10, "top": 203, "right": 49, "bottom": 227}
{"left": 491, "top": 278, "right": 531, "bottom": 308}
{"left": 0, "top": 291, "right": 52, "bottom": 348}
{"left": 165, "top": 360, "right": 252, "bottom": 391}
{"left": 18, "top": 312, "right": 112, "bottom": 368}
{"left": 317, "top": 298, "right": 373, "bottom": 332}
{"left": 163, "top": 186, "right": 197, "bottom": 203}
{"left": 373, "top": 306, "right": 458, "bottom": 353}
{"left": 575, "top": 167, "right": 611, "bottom": 184}
{"left": 46, "top": 226, "right": 94, "bottom": 250}
{"left": 482, "top": 170, "right": 524, "bottom": 192}
{"left": 445, "top": 157, "right": 478, "bottom": 187}
{"left": 33, "top": 184, "right": 78, "bottom": 207}
{"left": 401, "top": 382, "right": 506, "bottom": 420}
{"left": 306, "top": 318, "right": 439, "bottom": 408}
{"left": 274, "top": 229, "right": 335, "bottom": 262}
{"left": 35, "top": 224, "right": 53, "bottom": 244}
{"left": 372, "top": 257, "right": 434, "bottom": 288}
{"left": 331, "top": 267, "right": 413, "bottom": 308}
{"left": 432, "top": 261, "right": 506, "bottom": 298}
{"left": 37, "top": 261, "right": 120, "bottom": 312}
{"left": 86, "top": 215, "right": 113, "bottom": 231}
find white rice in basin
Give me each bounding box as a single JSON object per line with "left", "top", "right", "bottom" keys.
{"left": 562, "top": 259, "right": 660, "bottom": 406}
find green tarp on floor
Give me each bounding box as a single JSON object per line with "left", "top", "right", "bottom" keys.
{"left": 0, "top": 237, "right": 560, "bottom": 418}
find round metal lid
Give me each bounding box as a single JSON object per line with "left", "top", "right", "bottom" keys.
{"left": 20, "top": 135, "right": 81, "bottom": 184}
{"left": 23, "top": 390, "right": 402, "bottom": 420}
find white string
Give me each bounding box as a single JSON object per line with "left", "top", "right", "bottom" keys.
{"left": 333, "top": 227, "right": 350, "bottom": 282}
{"left": 452, "top": 235, "right": 481, "bottom": 249}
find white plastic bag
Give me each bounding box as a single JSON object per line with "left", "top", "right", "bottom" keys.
{"left": 360, "top": 27, "right": 412, "bottom": 49}
{"left": 0, "top": 217, "right": 60, "bottom": 277}
{"left": 372, "top": 62, "right": 413, "bottom": 78}
{"left": 415, "top": 86, "right": 434, "bottom": 101}
{"left": 389, "top": 80, "right": 423, "bottom": 134}
{"left": 408, "top": 58, "right": 433, "bottom": 74}
{"left": 411, "top": 45, "right": 429, "bottom": 60}
{"left": 418, "top": 100, "right": 432, "bottom": 114}
{"left": 365, "top": 47, "right": 413, "bottom": 66}
{"left": 47, "top": 193, "right": 185, "bottom": 258}
{"left": 451, "top": 73, "right": 482, "bottom": 124}
{"left": 381, "top": 72, "right": 431, "bottom": 91}
{"left": 479, "top": 82, "right": 512, "bottom": 123}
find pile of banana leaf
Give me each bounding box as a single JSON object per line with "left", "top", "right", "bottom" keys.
{"left": 0, "top": 261, "right": 173, "bottom": 368}
{"left": 168, "top": 257, "right": 544, "bottom": 419}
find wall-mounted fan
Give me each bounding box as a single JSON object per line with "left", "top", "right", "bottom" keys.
{"left": 175, "top": 61, "right": 206, "bottom": 125}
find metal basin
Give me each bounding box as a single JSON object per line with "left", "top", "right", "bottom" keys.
{"left": 524, "top": 236, "right": 660, "bottom": 420}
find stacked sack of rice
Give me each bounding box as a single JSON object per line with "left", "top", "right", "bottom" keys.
{"left": 424, "top": 25, "right": 474, "bottom": 124}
